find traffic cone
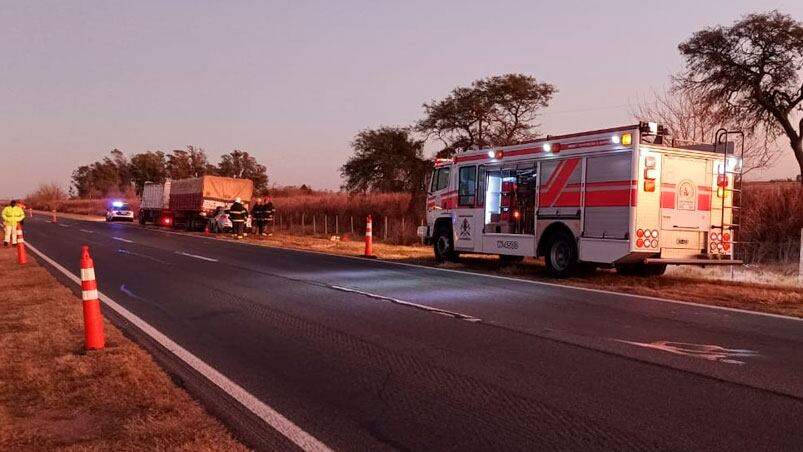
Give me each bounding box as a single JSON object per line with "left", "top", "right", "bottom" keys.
{"left": 16, "top": 225, "right": 27, "bottom": 265}
{"left": 363, "top": 214, "right": 376, "bottom": 258}
{"left": 51, "top": 210, "right": 58, "bottom": 223}
{"left": 204, "top": 224, "right": 210, "bottom": 236}
{"left": 80, "top": 246, "right": 105, "bottom": 350}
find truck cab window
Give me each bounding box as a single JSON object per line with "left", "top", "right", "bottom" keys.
{"left": 430, "top": 167, "right": 451, "bottom": 192}
{"left": 458, "top": 166, "right": 477, "bottom": 206}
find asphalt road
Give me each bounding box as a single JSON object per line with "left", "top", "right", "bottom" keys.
{"left": 21, "top": 215, "right": 803, "bottom": 451}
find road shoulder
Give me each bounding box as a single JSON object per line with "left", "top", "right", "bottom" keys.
{"left": 0, "top": 246, "right": 249, "bottom": 451}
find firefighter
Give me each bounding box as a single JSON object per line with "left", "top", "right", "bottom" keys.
{"left": 251, "top": 197, "right": 268, "bottom": 237}
{"left": 229, "top": 197, "right": 248, "bottom": 239}
{"left": 264, "top": 195, "right": 275, "bottom": 236}
{"left": 2, "top": 200, "right": 26, "bottom": 247}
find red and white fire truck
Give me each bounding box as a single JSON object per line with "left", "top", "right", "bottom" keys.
{"left": 417, "top": 122, "right": 743, "bottom": 277}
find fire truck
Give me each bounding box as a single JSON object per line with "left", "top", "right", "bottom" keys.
{"left": 417, "top": 122, "right": 743, "bottom": 277}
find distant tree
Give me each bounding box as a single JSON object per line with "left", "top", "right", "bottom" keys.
{"left": 675, "top": 10, "right": 803, "bottom": 182}
{"left": 70, "top": 149, "right": 135, "bottom": 197}
{"left": 633, "top": 89, "right": 779, "bottom": 174}
{"left": 129, "top": 151, "right": 167, "bottom": 194}
{"left": 341, "top": 127, "right": 432, "bottom": 206}
{"left": 217, "top": 150, "right": 269, "bottom": 194}
{"left": 166, "top": 146, "right": 211, "bottom": 179}
{"left": 71, "top": 165, "right": 93, "bottom": 198}
{"left": 418, "top": 73, "right": 556, "bottom": 157}
{"left": 26, "top": 182, "right": 67, "bottom": 204}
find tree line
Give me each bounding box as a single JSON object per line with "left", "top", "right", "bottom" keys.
{"left": 341, "top": 10, "right": 803, "bottom": 199}
{"left": 71, "top": 147, "right": 269, "bottom": 198}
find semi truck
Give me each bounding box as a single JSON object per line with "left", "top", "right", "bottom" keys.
{"left": 139, "top": 176, "right": 254, "bottom": 231}
{"left": 417, "top": 122, "right": 743, "bottom": 277}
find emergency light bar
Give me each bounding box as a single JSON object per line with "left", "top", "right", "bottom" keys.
{"left": 112, "top": 201, "right": 124, "bottom": 208}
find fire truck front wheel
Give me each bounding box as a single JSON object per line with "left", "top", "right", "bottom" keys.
{"left": 433, "top": 226, "right": 458, "bottom": 263}
{"left": 544, "top": 231, "right": 578, "bottom": 278}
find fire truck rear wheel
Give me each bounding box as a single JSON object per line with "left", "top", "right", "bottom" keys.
{"left": 433, "top": 226, "right": 458, "bottom": 263}
{"left": 544, "top": 231, "right": 578, "bottom": 278}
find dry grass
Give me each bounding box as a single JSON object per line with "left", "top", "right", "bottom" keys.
{"left": 272, "top": 192, "right": 421, "bottom": 245}
{"left": 217, "top": 230, "right": 803, "bottom": 318}
{"left": 739, "top": 182, "right": 803, "bottom": 263}
{"left": 0, "top": 248, "right": 248, "bottom": 451}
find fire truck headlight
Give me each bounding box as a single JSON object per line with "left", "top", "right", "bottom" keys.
{"left": 487, "top": 150, "right": 495, "bottom": 158}
{"left": 543, "top": 143, "right": 552, "bottom": 152}
{"left": 611, "top": 135, "right": 620, "bottom": 144}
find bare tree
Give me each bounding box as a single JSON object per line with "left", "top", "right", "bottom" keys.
{"left": 675, "top": 11, "right": 803, "bottom": 181}
{"left": 633, "top": 89, "right": 779, "bottom": 174}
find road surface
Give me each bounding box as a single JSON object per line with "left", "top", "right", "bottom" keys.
{"left": 21, "top": 215, "right": 803, "bottom": 451}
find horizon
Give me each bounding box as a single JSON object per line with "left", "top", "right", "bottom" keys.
{"left": 2, "top": 1, "right": 802, "bottom": 198}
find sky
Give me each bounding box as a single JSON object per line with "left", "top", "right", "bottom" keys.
{"left": 1, "top": 0, "right": 802, "bottom": 198}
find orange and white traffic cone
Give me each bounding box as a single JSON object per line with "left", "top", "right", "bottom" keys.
{"left": 51, "top": 210, "right": 58, "bottom": 223}
{"left": 16, "top": 224, "right": 27, "bottom": 265}
{"left": 204, "top": 224, "right": 210, "bottom": 236}
{"left": 363, "top": 214, "right": 376, "bottom": 258}
{"left": 80, "top": 246, "right": 105, "bottom": 350}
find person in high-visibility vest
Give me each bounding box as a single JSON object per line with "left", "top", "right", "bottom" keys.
{"left": 228, "top": 197, "right": 248, "bottom": 239}
{"left": 2, "top": 200, "right": 26, "bottom": 246}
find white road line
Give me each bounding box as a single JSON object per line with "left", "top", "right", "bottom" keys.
{"left": 112, "top": 237, "right": 134, "bottom": 243}
{"left": 329, "top": 285, "right": 482, "bottom": 322}
{"left": 79, "top": 229, "right": 95, "bottom": 234}
{"left": 175, "top": 251, "right": 219, "bottom": 262}
{"left": 25, "top": 242, "right": 332, "bottom": 452}
{"left": 117, "top": 248, "right": 171, "bottom": 265}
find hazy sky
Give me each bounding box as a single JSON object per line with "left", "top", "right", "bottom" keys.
{"left": 2, "top": 1, "right": 802, "bottom": 198}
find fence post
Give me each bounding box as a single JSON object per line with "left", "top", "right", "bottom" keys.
{"left": 325, "top": 215, "right": 328, "bottom": 236}
{"left": 302, "top": 213, "right": 305, "bottom": 234}
{"left": 401, "top": 217, "right": 405, "bottom": 235}
{"left": 799, "top": 229, "right": 803, "bottom": 285}
{"left": 279, "top": 214, "right": 283, "bottom": 229}
{"left": 336, "top": 215, "right": 339, "bottom": 235}
{"left": 384, "top": 216, "right": 388, "bottom": 241}
{"left": 313, "top": 216, "right": 317, "bottom": 235}
{"left": 351, "top": 216, "right": 354, "bottom": 234}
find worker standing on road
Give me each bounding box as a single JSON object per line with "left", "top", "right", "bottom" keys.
{"left": 2, "top": 200, "right": 26, "bottom": 247}
{"left": 251, "top": 197, "right": 269, "bottom": 237}
{"left": 229, "top": 197, "right": 248, "bottom": 239}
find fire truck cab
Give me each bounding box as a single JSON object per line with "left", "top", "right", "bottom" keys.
{"left": 417, "top": 122, "right": 742, "bottom": 277}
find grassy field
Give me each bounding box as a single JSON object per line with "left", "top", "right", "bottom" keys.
{"left": 0, "top": 246, "right": 247, "bottom": 451}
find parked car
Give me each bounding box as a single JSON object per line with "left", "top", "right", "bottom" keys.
{"left": 208, "top": 206, "right": 253, "bottom": 233}
{"left": 106, "top": 201, "right": 135, "bottom": 222}
{"left": 209, "top": 206, "right": 232, "bottom": 232}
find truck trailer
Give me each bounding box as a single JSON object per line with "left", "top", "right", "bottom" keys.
{"left": 417, "top": 122, "right": 743, "bottom": 277}
{"left": 138, "top": 176, "right": 254, "bottom": 231}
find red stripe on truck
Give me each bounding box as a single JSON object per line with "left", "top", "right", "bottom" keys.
{"left": 698, "top": 193, "right": 711, "bottom": 210}
{"left": 661, "top": 191, "right": 675, "bottom": 209}
{"left": 584, "top": 189, "right": 635, "bottom": 207}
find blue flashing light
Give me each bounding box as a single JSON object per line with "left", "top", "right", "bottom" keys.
{"left": 112, "top": 201, "right": 124, "bottom": 208}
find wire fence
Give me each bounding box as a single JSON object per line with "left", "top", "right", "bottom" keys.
{"left": 273, "top": 213, "right": 424, "bottom": 245}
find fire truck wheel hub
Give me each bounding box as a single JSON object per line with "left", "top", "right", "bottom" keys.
{"left": 551, "top": 242, "right": 571, "bottom": 270}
